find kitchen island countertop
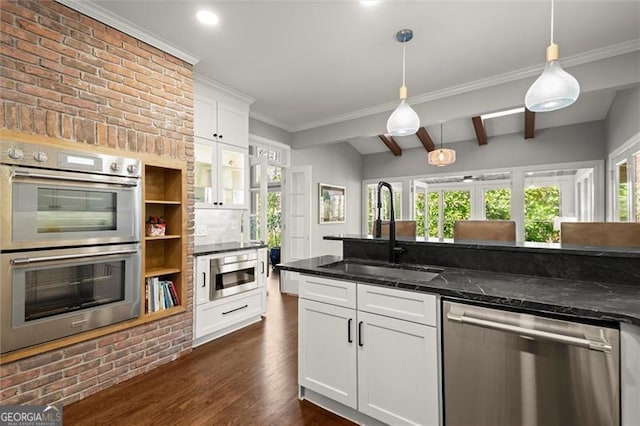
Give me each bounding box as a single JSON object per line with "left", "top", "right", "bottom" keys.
{"left": 279, "top": 256, "right": 640, "bottom": 326}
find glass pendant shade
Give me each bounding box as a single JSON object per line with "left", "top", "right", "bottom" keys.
{"left": 387, "top": 99, "right": 420, "bottom": 136}
{"left": 428, "top": 148, "right": 456, "bottom": 167}
{"left": 525, "top": 59, "right": 580, "bottom": 112}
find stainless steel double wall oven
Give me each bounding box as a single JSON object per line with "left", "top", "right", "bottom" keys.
{"left": 0, "top": 141, "right": 142, "bottom": 353}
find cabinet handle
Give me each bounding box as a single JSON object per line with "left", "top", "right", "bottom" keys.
{"left": 348, "top": 318, "right": 353, "bottom": 343}
{"left": 222, "top": 304, "right": 248, "bottom": 315}
{"left": 213, "top": 133, "right": 217, "bottom": 138}
{"left": 261, "top": 261, "right": 265, "bottom": 274}
{"left": 219, "top": 134, "right": 223, "bottom": 139}
{"left": 202, "top": 272, "right": 206, "bottom": 287}
{"left": 358, "top": 321, "right": 363, "bottom": 347}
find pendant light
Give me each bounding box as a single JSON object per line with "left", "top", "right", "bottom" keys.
{"left": 386, "top": 29, "right": 420, "bottom": 136}
{"left": 525, "top": 0, "right": 580, "bottom": 112}
{"left": 428, "top": 123, "right": 456, "bottom": 167}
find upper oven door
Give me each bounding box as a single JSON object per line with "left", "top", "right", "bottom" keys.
{"left": 0, "top": 165, "right": 141, "bottom": 250}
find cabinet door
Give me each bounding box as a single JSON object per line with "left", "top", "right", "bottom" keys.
{"left": 217, "top": 103, "right": 248, "bottom": 148}
{"left": 357, "top": 311, "right": 439, "bottom": 426}
{"left": 194, "top": 256, "right": 211, "bottom": 306}
{"left": 299, "top": 299, "right": 357, "bottom": 409}
{"left": 217, "top": 143, "right": 247, "bottom": 209}
{"left": 257, "top": 248, "right": 267, "bottom": 287}
{"left": 194, "top": 138, "right": 215, "bottom": 206}
{"left": 194, "top": 96, "right": 217, "bottom": 140}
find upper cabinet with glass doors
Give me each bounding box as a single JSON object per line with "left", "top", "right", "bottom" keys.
{"left": 193, "top": 77, "right": 252, "bottom": 209}
{"left": 194, "top": 138, "right": 247, "bottom": 209}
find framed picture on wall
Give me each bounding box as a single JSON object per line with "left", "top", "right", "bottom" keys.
{"left": 319, "top": 183, "right": 346, "bottom": 224}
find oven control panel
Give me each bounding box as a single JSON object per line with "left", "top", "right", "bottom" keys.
{"left": 1, "top": 140, "right": 141, "bottom": 178}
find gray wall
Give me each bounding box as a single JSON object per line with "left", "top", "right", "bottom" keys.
{"left": 362, "top": 121, "right": 607, "bottom": 180}
{"left": 605, "top": 85, "right": 640, "bottom": 154}
{"left": 291, "top": 142, "right": 363, "bottom": 257}
{"left": 249, "top": 117, "right": 294, "bottom": 146}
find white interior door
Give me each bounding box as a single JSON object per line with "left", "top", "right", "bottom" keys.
{"left": 283, "top": 165, "right": 311, "bottom": 262}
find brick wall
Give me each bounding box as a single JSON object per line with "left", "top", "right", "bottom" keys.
{"left": 0, "top": 0, "right": 195, "bottom": 406}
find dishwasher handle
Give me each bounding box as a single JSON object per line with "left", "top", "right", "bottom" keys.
{"left": 446, "top": 312, "right": 613, "bottom": 353}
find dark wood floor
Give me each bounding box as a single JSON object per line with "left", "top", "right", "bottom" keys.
{"left": 64, "top": 270, "right": 354, "bottom": 425}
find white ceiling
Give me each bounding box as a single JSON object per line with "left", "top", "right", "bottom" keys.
{"left": 62, "top": 1, "right": 640, "bottom": 154}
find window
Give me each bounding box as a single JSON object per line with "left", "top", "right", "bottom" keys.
{"left": 616, "top": 161, "right": 629, "bottom": 221}
{"left": 424, "top": 189, "right": 471, "bottom": 240}
{"left": 484, "top": 188, "right": 511, "bottom": 220}
{"left": 524, "top": 185, "right": 560, "bottom": 242}
{"left": 366, "top": 182, "right": 402, "bottom": 235}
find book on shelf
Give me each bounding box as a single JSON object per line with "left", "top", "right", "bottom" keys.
{"left": 145, "top": 277, "right": 179, "bottom": 313}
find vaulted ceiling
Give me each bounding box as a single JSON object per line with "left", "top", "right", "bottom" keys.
{"left": 60, "top": 1, "right": 640, "bottom": 154}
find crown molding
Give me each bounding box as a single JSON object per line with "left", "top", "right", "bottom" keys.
{"left": 193, "top": 73, "right": 255, "bottom": 105}
{"left": 248, "top": 111, "right": 295, "bottom": 133}
{"left": 55, "top": 0, "right": 200, "bottom": 65}
{"left": 285, "top": 39, "right": 640, "bottom": 133}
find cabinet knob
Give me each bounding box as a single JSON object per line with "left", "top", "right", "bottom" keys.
{"left": 218, "top": 134, "right": 223, "bottom": 139}
{"left": 213, "top": 133, "right": 217, "bottom": 138}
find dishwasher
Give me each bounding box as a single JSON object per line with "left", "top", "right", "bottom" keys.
{"left": 442, "top": 301, "right": 620, "bottom": 426}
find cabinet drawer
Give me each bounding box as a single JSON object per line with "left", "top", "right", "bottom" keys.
{"left": 357, "top": 284, "right": 437, "bottom": 326}
{"left": 194, "top": 289, "right": 264, "bottom": 339}
{"left": 299, "top": 274, "right": 356, "bottom": 309}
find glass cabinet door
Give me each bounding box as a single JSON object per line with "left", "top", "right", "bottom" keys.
{"left": 218, "top": 145, "right": 246, "bottom": 208}
{"left": 194, "top": 140, "right": 214, "bottom": 204}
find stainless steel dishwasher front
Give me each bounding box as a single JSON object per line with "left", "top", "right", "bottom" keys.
{"left": 442, "top": 300, "right": 620, "bottom": 426}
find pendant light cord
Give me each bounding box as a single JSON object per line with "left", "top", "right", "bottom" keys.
{"left": 550, "top": 0, "right": 555, "bottom": 44}
{"left": 402, "top": 42, "right": 406, "bottom": 87}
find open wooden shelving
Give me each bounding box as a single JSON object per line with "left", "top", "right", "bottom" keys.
{"left": 143, "top": 164, "right": 187, "bottom": 316}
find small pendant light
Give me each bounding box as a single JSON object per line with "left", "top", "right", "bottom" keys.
{"left": 428, "top": 122, "right": 456, "bottom": 167}
{"left": 386, "top": 29, "right": 420, "bottom": 136}
{"left": 525, "top": 0, "right": 580, "bottom": 112}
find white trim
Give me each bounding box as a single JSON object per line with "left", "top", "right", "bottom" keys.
{"left": 249, "top": 111, "right": 293, "bottom": 132}
{"left": 287, "top": 39, "right": 640, "bottom": 133}
{"left": 55, "top": 0, "right": 200, "bottom": 64}
{"left": 193, "top": 73, "right": 255, "bottom": 105}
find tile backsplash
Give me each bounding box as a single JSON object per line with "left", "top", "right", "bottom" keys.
{"left": 194, "top": 209, "right": 246, "bottom": 245}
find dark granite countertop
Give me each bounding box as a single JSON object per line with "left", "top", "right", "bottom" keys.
{"left": 194, "top": 242, "right": 267, "bottom": 256}
{"left": 279, "top": 256, "right": 640, "bottom": 326}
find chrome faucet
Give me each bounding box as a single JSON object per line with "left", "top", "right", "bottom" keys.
{"left": 374, "top": 181, "right": 404, "bottom": 263}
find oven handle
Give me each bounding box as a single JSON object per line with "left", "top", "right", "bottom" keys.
{"left": 12, "top": 169, "right": 139, "bottom": 187}
{"left": 213, "top": 260, "right": 258, "bottom": 275}
{"left": 11, "top": 249, "right": 139, "bottom": 266}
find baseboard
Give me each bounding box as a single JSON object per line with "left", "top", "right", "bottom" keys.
{"left": 299, "top": 387, "right": 386, "bottom": 426}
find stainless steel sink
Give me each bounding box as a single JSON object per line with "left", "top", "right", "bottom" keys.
{"left": 320, "top": 261, "right": 442, "bottom": 283}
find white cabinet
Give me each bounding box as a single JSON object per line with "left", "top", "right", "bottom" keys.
{"left": 357, "top": 311, "right": 439, "bottom": 425}
{"left": 194, "top": 95, "right": 248, "bottom": 149}
{"left": 193, "top": 249, "right": 266, "bottom": 347}
{"left": 194, "top": 137, "right": 247, "bottom": 209}
{"left": 621, "top": 323, "right": 640, "bottom": 426}
{"left": 298, "top": 275, "right": 441, "bottom": 425}
{"left": 299, "top": 298, "right": 357, "bottom": 408}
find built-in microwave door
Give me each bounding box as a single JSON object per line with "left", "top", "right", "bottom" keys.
{"left": 2, "top": 167, "right": 141, "bottom": 250}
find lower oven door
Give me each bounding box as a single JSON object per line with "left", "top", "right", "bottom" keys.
{"left": 211, "top": 260, "right": 258, "bottom": 300}
{"left": 1, "top": 244, "right": 141, "bottom": 354}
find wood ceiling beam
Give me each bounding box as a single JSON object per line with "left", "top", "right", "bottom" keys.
{"left": 416, "top": 127, "right": 435, "bottom": 152}
{"left": 524, "top": 108, "right": 535, "bottom": 139}
{"left": 472, "top": 116, "right": 488, "bottom": 145}
{"left": 378, "top": 134, "right": 402, "bottom": 156}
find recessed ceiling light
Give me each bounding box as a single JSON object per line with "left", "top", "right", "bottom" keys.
{"left": 480, "top": 107, "right": 525, "bottom": 121}
{"left": 360, "top": 1, "right": 381, "bottom": 6}
{"left": 197, "top": 10, "right": 219, "bottom": 26}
